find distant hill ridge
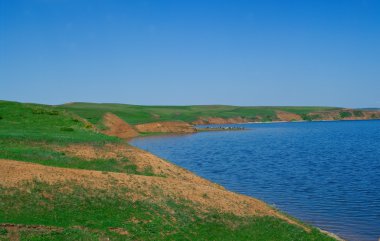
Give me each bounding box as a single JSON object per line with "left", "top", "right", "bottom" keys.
{"left": 58, "top": 102, "right": 380, "bottom": 126}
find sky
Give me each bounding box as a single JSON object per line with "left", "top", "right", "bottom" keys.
{"left": 1, "top": 0, "right": 379, "bottom": 107}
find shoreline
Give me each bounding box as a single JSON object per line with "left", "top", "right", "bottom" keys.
{"left": 128, "top": 135, "right": 346, "bottom": 241}
{"left": 204, "top": 118, "right": 380, "bottom": 125}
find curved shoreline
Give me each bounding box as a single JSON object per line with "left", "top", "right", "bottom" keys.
{"left": 128, "top": 135, "right": 346, "bottom": 241}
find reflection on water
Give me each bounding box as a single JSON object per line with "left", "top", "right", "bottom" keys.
{"left": 130, "top": 120, "right": 380, "bottom": 241}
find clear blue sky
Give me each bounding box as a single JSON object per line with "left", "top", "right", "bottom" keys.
{"left": 1, "top": 0, "right": 379, "bottom": 107}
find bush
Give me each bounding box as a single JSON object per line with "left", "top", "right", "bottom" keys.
{"left": 0, "top": 228, "right": 8, "bottom": 235}
{"left": 32, "top": 108, "right": 59, "bottom": 115}
{"left": 301, "top": 114, "right": 315, "bottom": 121}
{"left": 340, "top": 111, "right": 352, "bottom": 119}
{"left": 60, "top": 127, "right": 74, "bottom": 132}
{"left": 353, "top": 111, "right": 364, "bottom": 117}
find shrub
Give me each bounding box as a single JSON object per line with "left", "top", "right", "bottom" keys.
{"left": 0, "top": 228, "right": 8, "bottom": 235}
{"left": 32, "top": 108, "right": 59, "bottom": 115}
{"left": 47, "top": 110, "right": 59, "bottom": 115}
{"left": 60, "top": 127, "right": 74, "bottom": 132}
{"left": 301, "top": 114, "right": 313, "bottom": 121}
{"left": 309, "top": 114, "right": 321, "bottom": 120}
{"left": 340, "top": 111, "right": 352, "bottom": 119}
{"left": 353, "top": 111, "right": 364, "bottom": 117}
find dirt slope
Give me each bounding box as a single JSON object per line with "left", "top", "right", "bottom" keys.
{"left": 192, "top": 117, "right": 249, "bottom": 125}
{"left": 55, "top": 143, "right": 221, "bottom": 188}
{"left": 276, "top": 111, "right": 303, "bottom": 121}
{"left": 0, "top": 158, "right": 303, "bottom": 229}
{"left": 102, "top": 113, "right": 139, "bottom": 139}
{"left": 307, "top": 109, "right": 380, "bottom": 121}
{"left": 135, "top": 121, "right": 196, "bottom": 133}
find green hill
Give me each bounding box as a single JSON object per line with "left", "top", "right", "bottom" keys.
{"left": 0, "top": 100, "right": 350, "bottom": 240}
{"left": 59, "top": 102, "right": 342, "bottom": 125}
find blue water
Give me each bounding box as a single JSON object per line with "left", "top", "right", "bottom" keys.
{"left": 130, "top": 120, "right": 380, "bottom": 241}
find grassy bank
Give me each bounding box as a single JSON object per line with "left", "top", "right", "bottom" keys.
{"left": 0, "top": 100, "right": 338, "bottom": 240}
{"left": 0, "top": 180, "right": 333, "bottom": 241}
{"left": 58, "top": 102, "right": 341, "bottom": 125}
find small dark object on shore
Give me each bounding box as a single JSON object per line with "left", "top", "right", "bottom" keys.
{"left": 197, "top": 126, "right": 245, "bottom": 131}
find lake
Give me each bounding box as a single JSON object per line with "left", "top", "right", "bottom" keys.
{"left": 130, "top": 120, "right": 380, "bottom": 241}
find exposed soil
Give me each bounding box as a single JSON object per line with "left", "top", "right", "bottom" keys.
{"left": 135, "top": 121, "right": 196, "bottom": 133}
{"left": 108, "top": 227, "right": 129, "bottom": 235}
{"left": 55, "top": 143, "right": 222, "bottom": 188}
{"left": 0, "top": 223, "right": 64, "bottom": 241}
{"left": 307, "top": 109, "right": 380, "bottom": 121}
{"left": 192, "top": 110, "right": 380, "bottom": 125}
{"left": 192, "top": 117, "right": 249, "bottom": 125}
{"left": 102, "top": 113, "right": 139, "bottom": 139}
{"left": 276, "top": 111, "right": 302, "bottom": 121}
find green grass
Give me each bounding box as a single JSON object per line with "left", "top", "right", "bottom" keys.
{"left": 0, "top": 100, "right": 340, "bottom": 240}
{"left": 0, "top": 101, "right": 155, "bottom": 176}
{"left": 0, "top": 139, "right": 155, "bottom": 176}
{"left": 339, "top": 111, "right": 353, "bottom": 119}
{"left": 0, "top": 100, "right": 118, "bottom": 144}
{"left": 59, "top": 102, "right": 342, "bottom": 125}
{"left": 0, "top": 181, "right": 335, "bottom": 241}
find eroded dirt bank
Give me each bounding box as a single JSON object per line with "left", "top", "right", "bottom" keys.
{"left": 100, "top": 111, "right": 380, "bottom": 137}
{"left": 191, "top": 110, "right": 380, "bottom": 125}
{"left": 102, "top": 113, "right": 139, "bottom": 139}
{"left": 135, "top": 121, "right": 196, "bottom": 133}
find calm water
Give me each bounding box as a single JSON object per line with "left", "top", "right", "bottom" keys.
{"left": 130, "top": 120, "right": 380, "bottom": 241}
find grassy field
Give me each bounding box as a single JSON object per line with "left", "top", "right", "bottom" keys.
{"left": 0, "top": 181, "right": 334, "bottom": 241}
{"left": 0, "top": 101, "right": 154, "bottom": 176}
{"left": 0, "top": 100, "right": 117, "bottom": 144}
{"left": 59, "top": 102, "right": 341, "bottom": 125}
{"left": 0, "top": 100, "right": 337, "bottom": 240}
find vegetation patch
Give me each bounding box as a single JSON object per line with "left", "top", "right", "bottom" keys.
{"left": 0, "top": 101, "right": 118, "bottom": 144}
{"left": 339, "top": 111, "right": 353, "bottom": 118}
{"left": 58, "top": 102, "right": 342, "bottom": 125}
{"left": 60, "top": 127, "right": 74, "bottom": 132}
{"left": 32, "top": 108, "right": 59, "bottom": 115}
{"left": 0, "top": 181, "right": 335, "bottom": 241}
{"left": 0, "top": 140, "right": 154, "bottom": 176}
{"left": 353, "top": 110, "right": 364, "bottom": 117}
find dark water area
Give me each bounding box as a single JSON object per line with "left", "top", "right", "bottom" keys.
{"left": 130, "top": 120, "right": 380, "bottom": 241}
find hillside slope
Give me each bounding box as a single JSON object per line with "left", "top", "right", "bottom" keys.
{"left": 59, "top": 102, "right": 380, "bottom": 128}
{"left": 0, "top": 100, "right": 338, "bottom": 240}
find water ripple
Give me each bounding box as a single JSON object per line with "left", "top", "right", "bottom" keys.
{"left": 131, "top": 120, "right": 380, "bottom": 241}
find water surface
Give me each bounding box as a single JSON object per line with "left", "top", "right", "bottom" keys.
{"left": 130, "top": 120, "right": 380, "bottom": 241}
